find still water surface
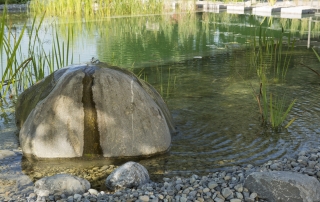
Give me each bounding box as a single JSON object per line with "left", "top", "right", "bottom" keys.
{"left": 1, "top": 11, "right": 320, "bottom": 187}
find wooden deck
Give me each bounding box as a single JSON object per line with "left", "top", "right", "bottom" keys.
{"left": 193, "top": 0, "right": 317, "bottom": 18}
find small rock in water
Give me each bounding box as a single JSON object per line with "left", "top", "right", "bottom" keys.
{"left": 34, "top": 174, "right": 90, "bottom": 197}
{"left": 0, "top": 150, "right": 16, "bottom": 159}
{"left": 105, "top": 161, "right": 150, "bottom": 190}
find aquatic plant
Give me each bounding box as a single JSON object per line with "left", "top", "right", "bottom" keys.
{"left": 30, "top": 0, "right": 164, "bottom": 17}
{"left": 253, "top": 27, "right": 294, "bottom": 83}
{"left": 248, "top": 27, "right": 296, "bottom": 130}
{"left": 0, "top": 8, "right": 28, "bottom": 97}
{"left": 0, "top": 11, "right": 74, "bottom": 98}
{"left": 269, "top": 93, "right": 296, "bottom": 129}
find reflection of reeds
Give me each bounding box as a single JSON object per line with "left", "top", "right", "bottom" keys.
{"left": 133, "top": 65, "right": 176, "bottom": 99}
{"left": 53, "top": 12, "right": 199, "bottom": 67}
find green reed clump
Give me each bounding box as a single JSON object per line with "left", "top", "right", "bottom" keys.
{"left": 30, "top": 0, "right": 164, "bottom": 17}
{"left": 0, "top": 10, "right": 74, "bottom": 98}
{"left": 0, "top": 8, "right": 28, "bottom": 97}
{"left": 249, "top": 27, "right": 296, "bottom": 130}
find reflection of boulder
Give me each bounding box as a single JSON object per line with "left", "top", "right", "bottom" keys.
{"left": 16, "top": 62, "right": 175, "bottom": 158}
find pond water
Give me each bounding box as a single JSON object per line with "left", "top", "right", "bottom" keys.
{"left": 1, "top": 11, "right": 320, "bottom": 191}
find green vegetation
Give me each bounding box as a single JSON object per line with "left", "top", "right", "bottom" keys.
{"left": 248, "top": 27, "right": 296, "bottom": 130}
{"left": 30, "top": 0, "right": 164, "bottom": 17}
{"left": 0, "top": 10, "right": 73, "bottom": 98}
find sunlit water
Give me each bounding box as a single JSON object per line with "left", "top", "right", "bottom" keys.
{"left": 1, "top": 11, "right": 320, "bottom": 190}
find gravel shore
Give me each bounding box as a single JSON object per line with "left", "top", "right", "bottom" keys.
{"left": 1, "top": 2, "right": 319, "bottom": 202}
{"left": 1, "top": 147, "right": 320, "bottom": 202}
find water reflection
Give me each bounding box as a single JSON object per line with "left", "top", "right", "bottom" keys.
{"left": 1, "top": 11, "right": 320, "bottom": 191}
{"left": 3, "top": 12, "right": 320, "bottom": 70}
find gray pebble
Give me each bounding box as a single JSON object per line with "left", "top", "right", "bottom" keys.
{"left": 234, "top": 184, "right": 243, "bottom": 193}
{"left": 208, "top": 181, "right": 218, "bottom": 189}
{"left": 139, "top": 195, "right": 149, "bottom": 201}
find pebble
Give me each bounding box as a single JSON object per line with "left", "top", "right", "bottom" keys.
{"left": 230, "top": 199, "right": 242, "bottom": 202}
{"left": 88, "top": 189, "right": 98, "bottom": 195}
{"left": 221, "top": 188, "right": 232, "bottom": 198}
{"left": 139, "top": 195, "right": 149, "bottom": 201}
{"left": 250, "top": 192, "right": 257, "bottom": 198}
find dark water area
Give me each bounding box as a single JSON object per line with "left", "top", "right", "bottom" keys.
{"left": 134, "top": 47, "right": 320, "bottom": 178}
{"left": 1, "top": 11, "right": 320, "bottom": 189}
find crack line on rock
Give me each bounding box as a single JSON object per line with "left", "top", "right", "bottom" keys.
{"left": 82, "top": 68, "right": 103, "bottom": 157}
{"left": 131, "top": 78, "right": 134, "bottom": 152}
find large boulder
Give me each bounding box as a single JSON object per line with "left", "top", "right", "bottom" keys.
{"left": 105, "top": 161, "right": 150, "bottom": 190}
{"left": 244, "top": 171, "right": 320, "bottom": 202}
{"left": 16, "top": 62, "right": 175, "bottom": 158}
{"left": 34, "top": 174, "right": 90, "bottom": 197}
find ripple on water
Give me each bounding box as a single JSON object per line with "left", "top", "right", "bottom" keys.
{"left": 0, "top": 47, "right": 320, "bottom": 190}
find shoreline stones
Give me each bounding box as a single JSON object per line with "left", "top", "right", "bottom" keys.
{"left": 16, "top": 62, "right": 175, "bottom": 158}
{"left": 1, "top": 147, "right": 319, "bottom": 201}
{"left": 3, "top": 147, "right": 320, "bottom": 201}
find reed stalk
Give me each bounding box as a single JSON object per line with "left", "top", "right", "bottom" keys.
{"left": 269, "top": 93, "right": 296, "bottom": 130}
{"left": 30, "top": 0, "right": 165, "bottom": 17}
{"left": 0, "top": 11, "right": 74, "bottom": 98}
{"left": 248, "top": 26, "right": 296, "bottom": 130}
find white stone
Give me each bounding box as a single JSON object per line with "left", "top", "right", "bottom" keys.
{"left": 34, "top": 174, "right": 90, "bottom": 197}
{"left": 0, "top": 150, "right": 16, "bottom": 159}
{"left": 88, "top": 188, "right": 98, "bottom": 195}
{"left": 105, "top": 161, "right": 150, "bottom": 190}
{"left": 139, "top": 195, "right": 149, "bottom": 201}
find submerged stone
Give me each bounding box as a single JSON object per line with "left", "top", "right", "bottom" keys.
{"left": 16, "top": 62, "right": 175, "bottom": 158}
{"left": 34, "top": 174, "right": 90, "bottom": 197}
{"left": 105, "top": 161, "right": 150, "bottom": 190}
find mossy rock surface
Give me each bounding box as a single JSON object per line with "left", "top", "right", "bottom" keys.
{"left": 16, "top": 62, "right": 175, "bottom": 158}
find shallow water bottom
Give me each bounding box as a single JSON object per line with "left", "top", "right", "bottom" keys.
{"left": 1, "top": 46, "right": 320, "bottom": 193}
